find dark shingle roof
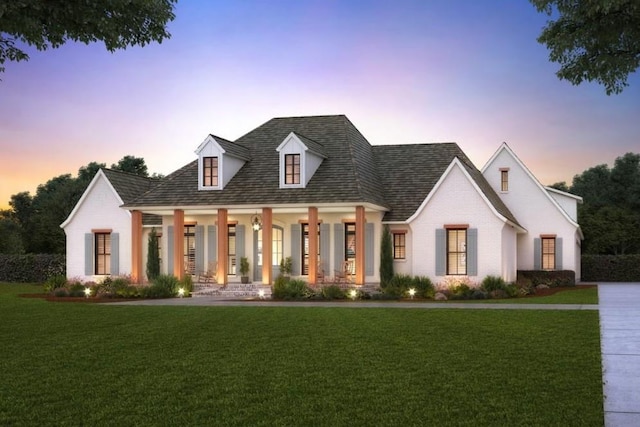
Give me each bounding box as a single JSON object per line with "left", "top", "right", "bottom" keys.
{"left": 210, "top": 134, "right": 251, "bottom": 161}
{"left": 125, "top": 115, "right": 388, "bottom": 208}
{"left": 293, "top": 132, "right": 327, "bottom": 157}
{"left": 372, "top": 143, "right": 520, "bottom": 226}
{"left": 122, "top": 115, "right": 519, "bottom": 226}
{"left": 101, "top": 169, "right": 162, "bottom": 225}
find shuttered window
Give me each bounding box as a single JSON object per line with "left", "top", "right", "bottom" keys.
{"left": 542, "top": 237, "right": 556, "bottom": 270}
{"left": 95, "top": 233, "right": 111, "bottom": 275}
{"left": 447, "top": 229, "right": 467, "bottom": 275}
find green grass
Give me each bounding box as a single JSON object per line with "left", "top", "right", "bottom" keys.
{"left": 0, "top": 284, "right": 603, "bottom": 426}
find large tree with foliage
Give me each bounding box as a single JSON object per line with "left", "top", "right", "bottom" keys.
{"left": 112, "top": 155, "right": 148, "bottom": 177}
{"left": 531, "top": 0, "right": 640, "bottom": 94}
{"left": 0, "top": 0, "right": 177, "bottom": 74}
{"left": 570, "top": 152, "right": 640, "bottom": 254}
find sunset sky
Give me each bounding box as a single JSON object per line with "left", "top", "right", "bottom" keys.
{"left": 1, "top": 0, "right": 639, "bottom": 210}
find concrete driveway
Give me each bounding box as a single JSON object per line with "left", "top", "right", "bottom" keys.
{"left": 598, "top": 283, "right": 640, "bottom": 427}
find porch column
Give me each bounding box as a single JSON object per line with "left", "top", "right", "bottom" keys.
{"left": 262, "top": 207, "right": 273, "bottom": 285}
{"left": 131, "top": 210, "right": 143, "bottom": 283}
{"left": 355, "top": 205, "right": 365, "bottom": 285}
{"left": 217, "top": 209, "right": 228, "bottom": 285}
{"left": 308, "top": 206, "right": 318, "bottom": 286}
{"left": 173, "top": 210, "right": 184, "bottom": 280}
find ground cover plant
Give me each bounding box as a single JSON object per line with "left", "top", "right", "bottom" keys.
{"left": 0, "top": 283, "right": 603, "bottom": 426}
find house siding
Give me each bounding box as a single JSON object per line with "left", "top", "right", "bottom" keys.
{"left": 62, "top": 174, "right": 131, "bottom": 281}
{"left": 483, "top": 148, "right": 580, "bottom": 277}
{"left": 409, "top": 164, "right": 509, "bottom": 283}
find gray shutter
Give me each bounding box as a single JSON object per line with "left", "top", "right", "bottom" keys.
{"left": 533, "top": 238, "right": 541, "bottom": 270}
{"left": 84, "top": 233, "right": 93, "bottom": 275}
{"left": 167, "top": 226, "right": 174, "bottom": 275}
{"left": 236, "top": 224, "right": 245, "bottom": 258}
{"left": 207, "top": 225, "right": 217, "bottom": 264}
{"left": 291, "top": 224, "right": 301, "bottom": 275}
{"left": 320, "top": 223, "right": 330, "bottom": 274}
{"left": 110, "top": 232, "right": 119, "bottom": 275}
{"left": 467, "top": 228, "right": 477, "bottom": 276}
{"left": 435, "top": 228, "right": 445, "bottom": 276}
{"left": 365, "top": 223, "right": 374, "bottom": 276}
{"left": 555, "top": 237, "right": 563, "bottom": 270}
{"left": 195, "top": 225, "right": 205, "bottom": 273}
{"left": 334, "top": 223, "right": 344, "bottom": 273}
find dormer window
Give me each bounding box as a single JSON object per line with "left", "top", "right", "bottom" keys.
{"left": 277, "top": 132, "right": 326, "bottom": 189}
{"left": 203, "top": 157, "right": 218, "bottom": 187}
{"left": 285, "top": 154, "right": 300, "bottom": 184}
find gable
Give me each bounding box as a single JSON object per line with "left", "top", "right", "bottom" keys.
{"left": 276, "top": 132, "right": 326, "bottom": 188}
{"left": 195, "top": 135, "right": 249, "bottom": 190}
{"left": 482, "top": 143, "right": 580, "bottom": 231}
{"left": 407, "top": 158, "right": 525, "bottom": 231}
{"left": 60, "top": 170, "right": 128, "bottom": 229}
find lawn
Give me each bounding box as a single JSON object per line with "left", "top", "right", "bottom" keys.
{"left": 0, "top": 284, "right": 603, "bottom": 426}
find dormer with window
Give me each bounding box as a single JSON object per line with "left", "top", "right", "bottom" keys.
{"left": 195, "top": 135, "right": 250, "bottom": 190}
{"left": 276, "top": 132, "right": 327, "bottom": 189}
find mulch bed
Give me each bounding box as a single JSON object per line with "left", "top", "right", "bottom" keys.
{"left": 522, "top": 284, "right": 596, "bottom": 298}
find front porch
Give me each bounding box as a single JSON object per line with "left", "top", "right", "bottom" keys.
{"left": 129, "top": 205, "right": 384, "bottom": 287}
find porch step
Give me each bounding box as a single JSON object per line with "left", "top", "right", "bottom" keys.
{"left": 192, "top": 283, "right": 272, "bottom": 299}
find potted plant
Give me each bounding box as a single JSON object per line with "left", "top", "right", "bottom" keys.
{"left": 239, "top": 257, "right": 250, "bottom": 284}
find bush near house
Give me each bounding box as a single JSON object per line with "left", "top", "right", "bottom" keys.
{"left": 43, "top": 274, "right": 188, "bottom": 299}
{"left": 582, "top": 255, "right": 640, "bottom": 282}
{"left": 0, "top": 254, "right": 65, "bottom": 283}
{"left": 517, "top": 270, "right": 575, "bottom": 287}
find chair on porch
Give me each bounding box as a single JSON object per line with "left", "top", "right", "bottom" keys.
{"left": 317, "top": 260, "right": 326, "bottom": 284}
{"left": 197, "top": 261, "right": 217, "bottom": 284}
{"left": 334, "top": 260, "right": 354, "bottom": 285}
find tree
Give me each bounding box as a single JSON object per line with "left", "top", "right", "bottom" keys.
{"left": 548, "top": 181, "right": 569, "bottom": 192}
{"left": 531, "top": 0, "right": 640, "bottom": 94}
{"left": 111, "top": 155, "right": 148, "bottom": 177}
{"left": 379, "top": 225, "right": 394, "bottom": 287}
{"left": 146, "top": 228, "right": 160, "bottom": 281}
{"left": 0, "top": 211, "right": 24, "bottom": 254}
{"left": 0, "top": 0, "right": 177, "bottom": 75}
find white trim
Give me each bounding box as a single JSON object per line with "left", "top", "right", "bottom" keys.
{"left": 406, "top": 158, "right": 527, "bottom": 233}
{"left": 60, "top": 170, "right": 129, "bottom": 229}
{"left": 195, "top": 134, "right": 226, "bottom": 156}
{"left": 482, "top": 142, "right": 581, "bottom": 230}
{"left": 545, "top": 186, "right": 583, "bottom": 203}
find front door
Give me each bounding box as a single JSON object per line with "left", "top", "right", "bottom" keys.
{"left": 254, "top": 225, "right": 283, "bottom": 281}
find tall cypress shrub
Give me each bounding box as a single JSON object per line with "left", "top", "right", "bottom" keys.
{"left": 146, "top": 228, "right": 160, "bottom": 281}
{"left": 380, "top": 225, "right": 394, "bottom": 287}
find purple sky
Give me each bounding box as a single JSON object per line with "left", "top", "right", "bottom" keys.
{"left": 1, "top": 0, "right": 639, "bottom": 209}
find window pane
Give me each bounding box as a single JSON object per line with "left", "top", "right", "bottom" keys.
{"left": 446, "top": 229, "right": 466, "bottom": 275}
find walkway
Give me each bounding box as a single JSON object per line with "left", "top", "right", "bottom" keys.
{"left": 598, "top": 283, "right": 640, "bottom": 427}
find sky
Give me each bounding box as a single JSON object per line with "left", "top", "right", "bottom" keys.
{"left": 1, "top": 0, "right": 639, "bottom": 210}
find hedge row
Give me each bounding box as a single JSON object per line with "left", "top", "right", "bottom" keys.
{"left": 582, "top": 255, "right": 640, "bottom": 282}
{"left": 0, "top": 254, "right": 65, "bottom": 283}
{"left": 517, "top": 270, "right": 575, "bottom": 287}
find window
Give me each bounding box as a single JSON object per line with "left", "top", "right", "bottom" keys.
{"left": 301, "top": 223, "right": 320, "bottom": 275}
{"left": 542, "top": 237, "right": 556, "bottom": 270}
{"left": 285, "top": 154, "right": 300, "bottom": 184}
{"left": 447, "top": 229, "right": 467, "bottom": 275}
{"left": 95, "top": 233, "right": 111, "bottom": 275}
{"left": 500, "top": 169, "right": 509, "bottom": 192}
{"left": 256, "top": 226, "right": 283, "bottom": 268}
{"left": 228, "top": 224, "right": 236, "bottom": 275}
{"left": 393, "top": 233, "right": 406, "bottom": 260}
{"left": 203, "top": 156, "right": 218, "bottom": 187}
{"left": 345, "top": 223, "right": 356, "bottom": 263}
{"left": 183, "top": 225, "right": 196, "bottom": 275}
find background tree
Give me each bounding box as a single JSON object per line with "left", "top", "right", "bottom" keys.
{"left": 531, "top": 0, "right": 640, "bottom": 94}
{"left": 0, "top": 210, "right": 24, "bottom": 254}
{"left": 111, "top": 155, "right": 148, "bottom": 177}
{"left": 146, "top": 228, "right": 161, "bottom": 281}
{"left": 569, "top": 152, "right": 640, "bottom": 254}
{"left": 379, "top": 225, "right": 394, "bottom": 287}
{"left": 0, "top": 0, "right": 177, "bottom": 75}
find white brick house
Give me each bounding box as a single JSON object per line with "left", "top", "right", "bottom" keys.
{"left": 61, "top": 115, "right": 582, "bottom": 285}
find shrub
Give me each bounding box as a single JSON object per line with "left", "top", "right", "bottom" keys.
{"left": 481, "top": 275, "right": 507, "bottom": 293}
{"left": 0, "top": 254, "right": 65, "bottom": 283}
{"left": 383, "top": 274, "right": 434, "bottom": 299}
{"left": 517, "top": 270, "right": 575, "bottom": 287}
{"left": 53, "top": 287, "right": 69, "bottom": 297}
{"left": 505, "top": 283, "right": 520, "bottom": 298}
{"left": 321, "top": 285, "right": 346, "bottom": 300}
{"left": 44, "top": 274, "right": 67, "bottom": 293}
{"left": 449, "top": 283, "right": 473, "bottom": 300}
{"left": 144, "top": 274, "right": 179, "bottom": 298}
{"left": 412, "top": 276, "right": 435, "bottom": 298}
{"left": 272, "top": 278, "right": 310, "bottom": 300}
{"left": 67, "top": 282, "right": 86, "bottom": 297}
{"left": 180, "top": 274, "right": 193, "bottom": 295}
{"left": 582, "top": 255, "right": 640, "bottom": 282}
{"left": 471, "top": 289, "right": 488, "bottom": 300}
